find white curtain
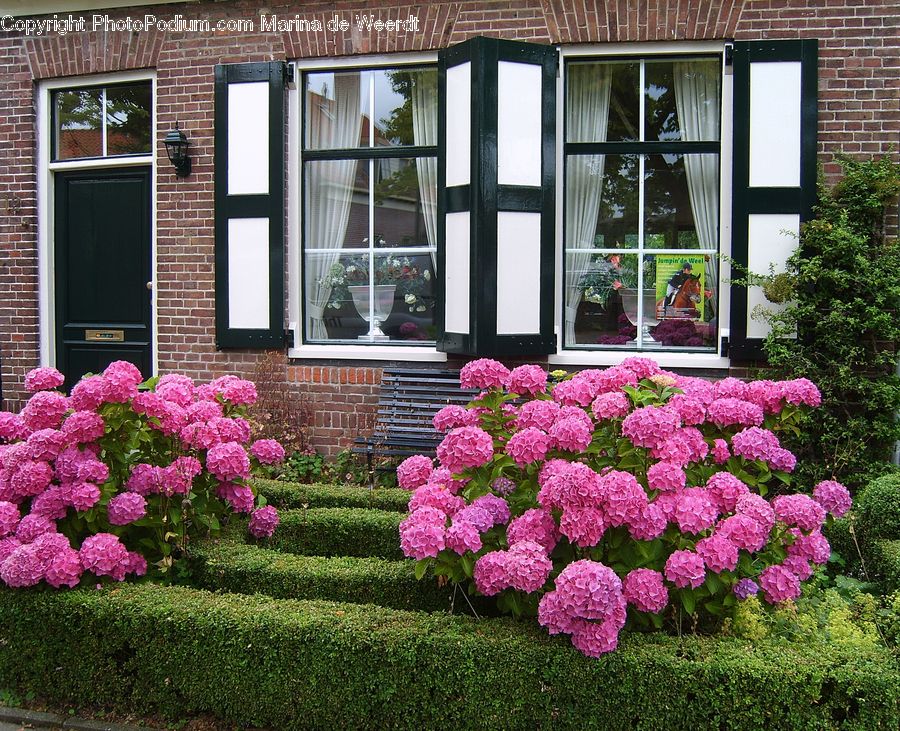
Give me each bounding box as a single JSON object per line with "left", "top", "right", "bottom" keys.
{"left": 305, "top": 73, "right": 363, "bottom": 340}
{"left": 674, "top": 60, "right": 720, "bottom": 319}
{"left": 411, "top": 70, "right": 438, "bottom": 273}
{"left": 565, "top": 64, "right": 611, "bottom": 344}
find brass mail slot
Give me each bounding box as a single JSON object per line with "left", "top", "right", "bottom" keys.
{"left": 85, "top": 329, "right": 125, "bottom": 342}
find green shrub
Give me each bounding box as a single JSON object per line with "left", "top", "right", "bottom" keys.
{"left": 868, "top": 540, "right": 900, "bottom": 593}
{"left": 249, "top": 507, "right": 404, "bottom": 560}
{"left": 857, "top": 474, "right": 900, "bottom": 541}
{"left": 253, "top": 478, "right": 410, "bottom": 512}
{"left": 0, "top": 584, "right": 897, "bottom": 729}
{"left": 189, "top": 542, "right": 468, "bottom": 613}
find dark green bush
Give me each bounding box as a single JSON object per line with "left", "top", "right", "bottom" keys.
{"left": 249, "top": 507, "right": 404, "bottom": 560}
{"left": 0, "top": 584, "right": 897, "bottom": 730}
{"left": 868, "top": 540, "right": 900, "bottom": 593}
{"left": 856, "top": 473, "right": 900, "bottom": 541}
{"left": 189, "top": 541, "right": 467, "bottom": 613}
{"left": 253, "top": 478, "right": 410, "bottom": 512}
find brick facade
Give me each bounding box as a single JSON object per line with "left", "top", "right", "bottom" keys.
{"left": 1, "top": 1, "right": 897, "bottom": 455}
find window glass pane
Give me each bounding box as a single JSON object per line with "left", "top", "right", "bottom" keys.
{"left": 371, "top": 67, "right": 437, "bottom": 148}
{"left": 373, "top": 157, "right": 436, "bottom": 249}
{"left": 569, "top": 253, "right": 641, "bottom": 346}
{"left": 304, "top": 71, "right": 367, "bottom": 149}
{"left": 645, "top": 59, "right": 720, "bottom": 142}
{"left": 567, "top": 61, "right": 638, "bottom": 143}
{"left": 644, "top": 153, "right": 719, "bottom": 250}
{"left": 305, "top": 159, "right": 369, "bottom": 251}
{"left": 105, "top": 84, "right": 152, "bottom": 155}
{"left": 566, "top": 154, "right": 640, "bottom": 250}
{"left": 646, "top": 252, "right": 717, "bottom": 350}
{"left": 55, "top": 88, "right": 103, "bottom": 159}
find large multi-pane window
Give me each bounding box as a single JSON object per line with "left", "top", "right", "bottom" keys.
{"left": 564, "top": 57, "right": 722, "bottom": 351}
{"left": 301, "top": 66, "right": 438, "bottom": 344}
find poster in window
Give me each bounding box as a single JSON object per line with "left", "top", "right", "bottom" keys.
{"left": 655, "top": 255, "right": 706, "bottom": 320}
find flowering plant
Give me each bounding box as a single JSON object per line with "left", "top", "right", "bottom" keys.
{"left": 0, "top": 363, "right": 284, "bottom": 590}
{"left": 397, "top": 358, "right": 850, "bottom": 658}
{"left": 318, "top": 253, "right": 433, "bottom": 313}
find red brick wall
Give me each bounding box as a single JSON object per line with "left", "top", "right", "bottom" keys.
{"left": 1, "top": 1, "right": 897, "bottom": 454}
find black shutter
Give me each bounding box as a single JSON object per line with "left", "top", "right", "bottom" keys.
{"left": 214, "top": 62, "right": 286, "bottom": 348}
{"left": 728, "top": 40, "right": 817, "bottom": 360}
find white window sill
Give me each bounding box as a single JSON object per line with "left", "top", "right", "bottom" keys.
{"left": 549, "top": 350, "right": 730, "bottom": 370}
{"left": 287, "top": 344, "right": 448, "bottom": 362}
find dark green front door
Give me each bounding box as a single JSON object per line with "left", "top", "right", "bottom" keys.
{"left": 54, "top": 168, "right": 152, "bottom": 389}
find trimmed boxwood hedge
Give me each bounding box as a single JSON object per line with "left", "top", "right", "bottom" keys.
{"left": 253, "top": 478, "right": 410, "bottom": 512}
{"left": 856, "top": 474, "right": 900, "bottom": 541}
{"left": 189, "top": 541, "right": 470, "bottom": 613}
{"left": 0, "top": 584, "right": 897, "bottom": 730}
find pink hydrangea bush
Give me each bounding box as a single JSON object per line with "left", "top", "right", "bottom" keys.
{"left": 398, "top": 358, "right": 849, "bottom": 658}
{"left": 0, "top": 363, "right": 284, "bottom": 589}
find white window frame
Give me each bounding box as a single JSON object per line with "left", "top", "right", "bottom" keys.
{"left": 550, "top": 41, "right": 733, "bottom": 370}
{"left": 36, "top": 69, "right": 157, "bottom": 373}
{"left": 287, "top": 52, "right": 447, "bottom": 362}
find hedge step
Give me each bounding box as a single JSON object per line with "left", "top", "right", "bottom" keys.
{"left": 253, "top": 478, "right": 410, "bottom": 512}
{"left": 2, "top": 584, "right": 898, "bottom": 730}
{"left": 189, "top": 541, "right": 480, "bottom": 614}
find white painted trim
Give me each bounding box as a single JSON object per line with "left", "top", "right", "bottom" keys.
{"left": 37, "top": 70, "right": 157, "bottom": 375}
{"left": 288, "top": 345, "right": 448, "bottom": 362}
{"left": 561, "top": 41, "right": 726, "bottom": 58}
{"left": 293, "top": 52, "right": 438, "bottom": 72}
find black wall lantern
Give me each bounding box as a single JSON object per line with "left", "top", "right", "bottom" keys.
{"left": 164, "top": 125, "right": 191, "bottom": 176}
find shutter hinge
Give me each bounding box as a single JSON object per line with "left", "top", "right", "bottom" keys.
{"left": 284, "top": 328, "right": 293, "bottom": 346}
{"left": 284, "top": 62, "right": 294, "bottom": 85}
{"left": 720, "top": 335, "right": 730, "bottom": 356}
{"left": 724, "top": 43, "right": 734, "bottom": 67}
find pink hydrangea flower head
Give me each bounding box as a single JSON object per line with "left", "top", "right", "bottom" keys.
{"left": 551, "top": 559, "right": 624, "bottom": 621}
{"left": 731, "top": 427, "right": 781, "bottom": 462}
{"left": 559, "top": 506, "right": 606, "bottom": 547}
{"left": 459, "top": 358, "right": 510, "bottom": 390}
{"left": 552, "top": 377, "right": 598, "bottom": 408}
{"left": 772, "top": 494, "right": 826, "bottom": 532}
{"left": 21, "top": 391, "right": 69, "bottom": 431}
{"left": 0, "top": 501, "right": 20, "bottom": 537}
{"left": 425, "top": 466, "right": 468, "bottom": 496}
{"left": 30, "top": 532, "right": 71, "bottom": 563}
{"left": 706, "top": 398, "right": 765, "bottom": 429}
{"left": 549, "top": 417, "right": 592, "bottom": 453}
{"left": 206, "top": 441, "right": 251, "bottom": 482}
{"left": 162, "top": 456, "right": 202, "bottom": 496}
{"left": 399, "top": 506, "right": 447, "bottom": 560}
{"left": 69, "top": 375, "right": 106, "bottom": 412}
{"left": 588, "top": 366, "right": 639, "bottom": 394}
{"left": 0, "top": 411, "right": 30, "bottom": 442}
{"left": 628, "top": 502, "right": 668, "bottom": 541}
{"left": 24, "top": 367, "right": 65, "bottom": 393}
{"left": 473, "top": 551, "right": 510, "bottom": 596}
{"left": 716, "top": 514, "right": 768, "bottom": 552}
{"left": 733, "top": 578, "right": 760, "bottom": 600}
{"left": 69, "top": 482, "right": 101, "bottom": 512}
{"left": 758, "top": 564, "right": 801, "bottom": 604}
{"left": 125, "top": 551, "right": 148, "bottom": 577}
{"left": 623, "top": 568, "right": 668, "bottom": 613}
{"left": 76, "top": 458, "right": 109, "bottom": 485}
{"left": 491, "top": 475, "right": 516, "bottom": 496}
{"left": 505, "top": 427, "right": 550, "bottom": 466}
{"left": 446, "top": 519, "right": 483, "bottom": 554}
{"left": 647, "top": 461, "right": 686, "bottom": 492}
{"left": 249, "top": 505, "right": 280, "bottom": 538}
{"left": 432, "top": 405, "right": 478, "bottom": 432}
{"left": 250, "top": 439, "right": 286, "bottom": 465}
{"left": 714, "top": 377, "right": 748, "bottom": 400}
{"left": 666, "top": 394, "right": 707, "bottom": 426}
{"left": 505, "top": 364, "right": 548, "bottom": 396}
{"left": 744, "top": 380, "right": 785, "bottom": 415}
{"left": 674, "top": 488, "right": 718, "bottom": 534}
{"left": 555, "top": 406, "right": 593, "bottom": 430}
{"left": 620, "top": 357, "right": 662, "bottom": 380}
{"left": 769, "top": 448, "right": 797, "bottom": 473}
{"left": 601, "top": 470, "right": 649, "bottom": 528}
{"left": 781, "top": 378, "right": 821, "bottom": 407}
{"left": 0, "top": 536, "right": 22, "bottom": 565}
{"left": 591, "top": 392, "right": 631, "bottom": 420}
{"left": 186, "top": 400, "right": 223, "bottom": 422}
{"left": 126, "top": 463, "right": 165, "bottom": 496}
{"left": 61, "top": 411, "right": 105, "bottom": 445}
{"left": 507, "top": 508, "right": 560, "bottom": 553}
{"left": 787, "top": 529, "right": 831, "bottom": 564}
{"left": 736, "top": 493, "right": 776, "bottom": 534}
{"left": 782, "top": 555, "right": 813, "bottom": 581}
{"left": 30, "top": 487, "right": 68, "bottom": 521}
{"left": 539, "top": 462, "right": 604, "bottom": 511}
{"left": 215, "top": 377, "right": 258, "bottom": 406}
{"left": 453, "top": 505, "right": 492, "bottom": 533}
{"left": 100, "top": 360, "right": 143, "bottom": 403}
{"left": 11, "top": 459, "right": 54, "bottom": 502}
{"left": 516, "top": 399, "right": 561, "bottom": 431}
{"left": 397, "top": 455, "right": 434, "bottom": 491}
{"left": 621, "top": 405, "right": 681, "bottom": 449}
{"left": 26, "top": 428, "right": 67, "bottom": 462}
{"left": 156, "top": 374, "right": 195, "bottom": 407}
{"left": 436, "top": 426, "right": 494, "bottom": 474}
{"left": 107, "top": 492, "right": 147, "bottom": 526}
{"left": 0, "top": 543, "right": 46, "bottom": 587}
{"left": 675, "top": 376, "right": 716, "bottom": 405}
{"left": 79, "top": 532, "right": 130, "bottom": 581}
{"left": 15, "top": 513, "right": 55, "bottom": 543}
{"left": 695, "top": 534, "right": 739, "bottom": 573}
{"left": 215, "top": 482, "right": 255, "bottom": 514}
{"left": 537, "top": 591, "right": 575, "bottom": 636}
{"left": 705, "top": 472, "right": 751, "bottom": 514}
{"left": 664, "top": 549, "right": 706, "bottom": 589}
{"left": 45, "top": 546, "right": 83, "bottom": 588}
{"left": 812, "top": 480, "right": 851, "bottom": 518}
{"left": 408, "top": 483, "right": 465, "bottom": 518}
{"left": 471, "top": 494, "right": 511, "bottom": 526}
{"left": 712, "top": 438, "right": 731, "bottom": 464}
{"left": 505, "top": 540, "right": 553, "bottom": 592}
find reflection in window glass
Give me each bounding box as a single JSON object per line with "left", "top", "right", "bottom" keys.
{"left": 105, "top": 84, "right": 152, "bottom": 155}
{"left": 644, "top": 153, "right": 719, "bottom": 249}
{"left": 302, "top": 66, "right": 438, "bottom": 345}
{"left": 567, "top": 61, "right": 639, "bottom": 143}
{"left": 55, "top": 88, "right": 103, "bottom": 159}
{"left": 645, "top": 59, "right": 720, "bottom": 142}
